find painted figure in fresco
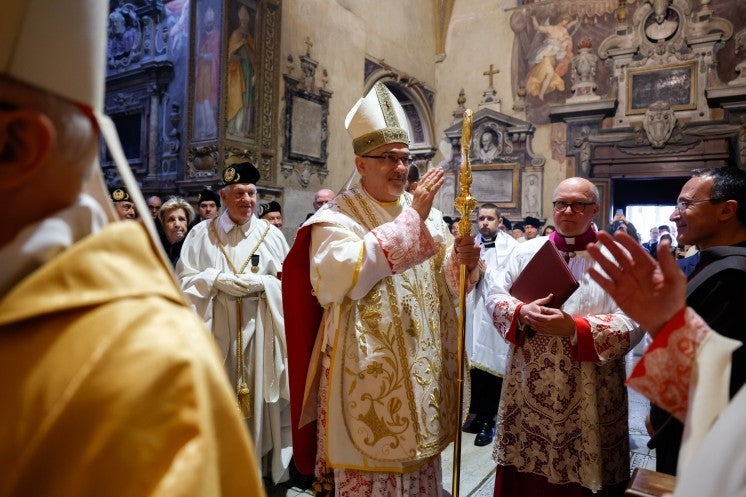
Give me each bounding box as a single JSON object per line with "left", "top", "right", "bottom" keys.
{"left": 194, "top": 6, "right": 220, "bottom": 140}
{"left": 165, "top": 0, "right": 190, "bottom": 57}
{"left": 526, "top": 15, "right": 577, "bottom": 101}
{"left": 227, "top": 3, "right": 256, "bottom": 137}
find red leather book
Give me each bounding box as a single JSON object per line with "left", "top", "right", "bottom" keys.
{"left": 510, "top": 239, "right": 579, "bottom": 308}
{"left": 625, "top": 468, "right": 676, "bottom": 496}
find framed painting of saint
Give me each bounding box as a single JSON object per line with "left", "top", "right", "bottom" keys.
{"left": 192, "top": 0, "right": 221, "bottom": 141}
{"left": 225, "top": 0, "right": 259, "bottom": 141}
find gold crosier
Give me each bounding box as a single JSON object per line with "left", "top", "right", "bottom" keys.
{"left": 209, "top": 218, "right": 270, "bottom": 418}
{"left": 452, "top": 109, "right": 476, "bottom": 497}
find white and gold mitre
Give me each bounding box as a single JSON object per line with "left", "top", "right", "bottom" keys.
{"left": 345, "top": 82, "right": 411, "bottom": 156}
{"left": 0, "top": 0, "right": 166, "bottom": 246}
{"left": 0, "top": 0, "right": 107, "bottom": 112}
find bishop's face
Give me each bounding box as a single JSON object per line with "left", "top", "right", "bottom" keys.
{"left": 552, "top": 179, "right": 599, "bottom": 237}
{"left": 355, "top": 143, "right": 410, "bottom": 203}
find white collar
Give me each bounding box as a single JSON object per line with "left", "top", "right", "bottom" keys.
{"left": 0, "top": 194, "right": 108, "bottom": 297}
{"left": 216, "top": 210, "right": 256, "bottom": 237}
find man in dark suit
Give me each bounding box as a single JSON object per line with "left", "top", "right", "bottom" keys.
{"left": 642, "top": 226, "right": 659, "bottom": 258}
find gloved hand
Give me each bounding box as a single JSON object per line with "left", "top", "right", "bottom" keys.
{"left": 214, "top": 273, "right": 251, "bottom": 297}
{"left": 236, "top": 273, "right": 264, "bottom": 294}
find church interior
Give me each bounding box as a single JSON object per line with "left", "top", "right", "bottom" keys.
{"left": 103, "top": 0, "right": 746, "bottom": 239}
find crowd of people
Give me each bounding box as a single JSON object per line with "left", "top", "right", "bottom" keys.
{"left": 4, "top": 4, "right": 746, "bottom": 496}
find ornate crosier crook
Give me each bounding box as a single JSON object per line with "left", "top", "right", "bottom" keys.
{"left": 451, "top": 109, "right": 476, "bottom": 497}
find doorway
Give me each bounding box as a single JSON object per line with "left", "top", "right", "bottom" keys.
{"left": 612, "top": 177, "right": 687, "bottom": 211}
{"left": 611, "top": 177, "right": 687, "bottom": 243}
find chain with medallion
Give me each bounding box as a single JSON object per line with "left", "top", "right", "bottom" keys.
{"left": 209, "top": 218, "right": 270, "bottom": 275}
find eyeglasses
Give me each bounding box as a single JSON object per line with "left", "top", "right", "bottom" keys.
{"left": 674, "top": 198, "right": 722, "bottom": 212}
{"left": 552, "top": 200, "right": 596, "bottom": 213}
{"left": 148, "top": 205, "right": 161, "bottom": 211}
{"left": 361, "top": 153, "right": 414, "bottom": 166}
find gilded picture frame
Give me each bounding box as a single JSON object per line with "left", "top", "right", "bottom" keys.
{"left": 186, "top": 0, "right": 281, "bottom": 183}
{"left": 626, "top": 62, "right": 697, "bottom": 115}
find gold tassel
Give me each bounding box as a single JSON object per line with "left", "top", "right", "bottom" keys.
{"left": 238, "top": 382, "right": 252, "bottom": 419}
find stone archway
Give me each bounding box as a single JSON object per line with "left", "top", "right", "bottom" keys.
{"left": 363, "top": 60, "right": 438, "bottom": 161}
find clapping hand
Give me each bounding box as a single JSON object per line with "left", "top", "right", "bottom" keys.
{"left": 586, "top": 231, "right": 687, "bottom": 336}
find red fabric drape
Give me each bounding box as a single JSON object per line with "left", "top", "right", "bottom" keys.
{"left": 282, "top": 226, "right": 323, "bottom": 475}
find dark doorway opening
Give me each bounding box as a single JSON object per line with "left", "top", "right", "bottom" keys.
{"left": 609, "top": 177, "right": 688, "bottom": 242}
{"left": 612, "top": 177, "right": 688, "bottom": 212}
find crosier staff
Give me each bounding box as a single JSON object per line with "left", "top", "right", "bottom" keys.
{"left": 452, "top": 109, "right": 476, "bottom": 497}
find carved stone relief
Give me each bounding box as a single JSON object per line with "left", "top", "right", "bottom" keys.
{"left": 281, "top": 40, "right": 332, "bottom": 189}
{"left": 643, "top": 101, "right": 677, "bottom": 148}
{"left": 187, "top": 145, "right": 219, "bottom": 179}
{"left": 599, "top": 0, "right": 733, "bottom": 126}
{"left": 551, "top": 0, "right": 746, "bottom": 182}
{"left": 443, "top": 107, "right": 545, "bottom": 222}
{"left": 108, "top": 4, "right": 143, "bottom": 70}
{"left": 567, "top": 38, "right": 600, "bottom": 103}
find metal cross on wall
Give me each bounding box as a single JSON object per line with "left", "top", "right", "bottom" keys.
{"left": 483, "top": 64, "right": 500, "bottom": 89}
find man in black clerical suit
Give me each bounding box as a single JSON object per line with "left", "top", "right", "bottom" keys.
{"left": 649, "top": 166, "right": 746, "bottom": 475}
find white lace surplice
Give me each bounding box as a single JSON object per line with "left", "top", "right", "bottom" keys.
{"left": 486, "top": 237, "right": 643, "bottom": 491}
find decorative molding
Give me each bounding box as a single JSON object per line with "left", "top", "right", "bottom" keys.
{"left": 434, "top": 0, "right": 456, "bottom": 61}
{"left": 186, "top": 145, "right": 219, "bottom": 179}
{"left": 444, "top": 107, "right": 545, "bottom": 220}
{"left": 281, "top": 38, "right": 332, "bottom": 189}
{"left": 281, "top": 159, "right": 329, "bottom": 189}
{"left": 260, "top": 2, "right": 280, "bottom": 154}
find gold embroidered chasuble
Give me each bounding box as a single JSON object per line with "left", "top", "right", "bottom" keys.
{"left": 0, "top": 222, "right": 264, "bottom": 496}
{"left": 311, "top": 187, "right": 460, "bottom": 472}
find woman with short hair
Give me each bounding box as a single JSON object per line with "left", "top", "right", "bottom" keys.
{"left": 159, "top": 196, "right": 194, "bottom": 265}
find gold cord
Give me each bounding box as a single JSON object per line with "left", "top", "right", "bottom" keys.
{"left": 210, "top": 218, "right": 271, "bottom": 275}
{"left": 209, "top": 217, "right": 271, "bottom": 418}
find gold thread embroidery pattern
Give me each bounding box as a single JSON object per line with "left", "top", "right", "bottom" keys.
{"left": 333, "top": 187, "right": 457, "bottom": 462}
{"left": 352, "top": 129, "right": 410, "bottom": 155}
{"left": 349, "top": 288, "right": 410, "bottom": 450}
{"left": 376, "top": 83, "right": 399, "bottom": 129}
